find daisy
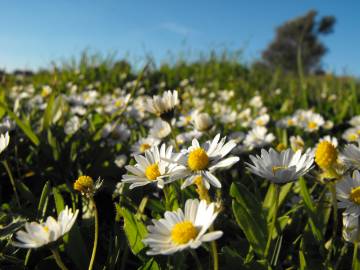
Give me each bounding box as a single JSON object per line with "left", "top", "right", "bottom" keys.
{"left": 170, "top": 134, "right": 239, "bottom": 189}
{"left": 342, "top": 211, "right": 360, "bottom": 243}
{"left": 243, "top": 126, "right": 275, "bottom": 150}
{"left": 192, "top": 112, "right": 213, "bottom": 132}
{"left": 342, "top": 143, "right": 360, "bottom": 169}
{"left": 336, "top": 171, "right": 360, "bottom": 215}
{"left": 131, "top": 137, "right": 161, "bottom": 155}
{"left": 0, "top": 132, "right": 10, "bottom": 154}
{"left": 122, "top": 144, "right": 182, "bottom": 189}
{"left": 12, "top": 206, "right": 78, "bottom": 248}
{"left": 245, "top": 148, "right": 314, "bottom": 184}
{"left": 149, "top": 119, "right": 171, "bottom": 139}
{"left": 145, "top": 90, "right": 179, "bottom": 121}
{"left": 143, "top": 199, "right": 223, "bottom": 255}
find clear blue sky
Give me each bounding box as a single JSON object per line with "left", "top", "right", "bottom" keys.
{"left": 1, "top": 0, "right": 359, "bottom": 76}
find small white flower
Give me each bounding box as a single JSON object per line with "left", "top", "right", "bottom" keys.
{"left": 290, "top": 135, "right": 305, "bottom": 152}
{"left": 115, "top": 154, "right": 128, "bottom": 168}
{"left": 336, "top": 171, "right": 360, "bottom": 216}
{"left": 145, "top": 90, "right": 179, "bottom": 119}
{"left": 0, "top": 132, "right": 10, "bottom": 154}
{"left": 143, "top": 199, "right": 222, "bottom": 255}
{"left": 349, "top": 116, "right": 360, "bottom": 127}
{"left": 12, "top": 206, "right": 78, "bottom": 249}
{"left": 243, "top": 126, "right": 275, "bottom": 150}
{"left": 193, "top": 112, "right": 213, "bottom": 132}
{"left": 122, "top": 144, "right": 182, "bottom": 189}
{"left": 245, "top": 148, "right": 314, "bottom": 184}
{"left": 149, "top": 119, "right": 171, "bottom": 139}
{"left": 342, "top": 212, "right": 360, "bottom": 243}
{"left": 342, "top": 144, "right": 360, "bottom": 169}
{"left": 131, "top": 137, "right": 161, "bottom": 155}
{"left": 170, "top": 134, "right": 239, "bottom": 189}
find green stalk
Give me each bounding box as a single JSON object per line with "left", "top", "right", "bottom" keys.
{"left": 264, "top": 183, "right": 280, "bottom": 259}
{"left": 353, "top": 243, "right": 360, "bottom": 270}
{"left": 326, "top": 182, "right": 338, "bottom": 264}
{"left": 51, "top": 248, "right": 69, "bottom": 270}
{"left": 209, "top": 225, "right": 219, "bottom": 270}
{"left": 88, "top": 198, "right": 99, "bottom": 270}
{"left": 2, "top": 160, "right": 21, "bottom": 207}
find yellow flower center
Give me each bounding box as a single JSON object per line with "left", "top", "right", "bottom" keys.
{"left": 185, "top": 115, "right": 192, "bottom": 124}
{"left": 307, "top": 121, "right": 317, "bottom": 130}
{"left": 315, "top": 141, "right": 338, "bottom": 170}
{"left": 287, "top": 119, "right": 294, "bottom": 126}
{"left": 145, "top": 163, "right": 161, "bottom": 180}
{"left": 348, "top": 134, "right": 358, "bottom": 141}
{"left": 350, "top": 187, "right": 360, "bottom": 204}
{"left": 43, "top": 226, "right": 49, "bottom": 232}
{"left": 139, "top": 143, "right": 151, "bottom": 153}
{"left": 272, "top": 166, "right": 288, "bottom": 175}
{"left": 74, "top": 175, "right": 94, "bottom": 194}
{"left": 171, "top": 221, "right": 198, "bottom": 245}
{"left": 256, "top": 119, "right": 264, "bottom": 126}
{"left": 188, "top": 148, "right": 209, "bottom": 171}
{"left": 115, "top": 100, "right": 123, "bottom": 107}
{"left": 276, "top": 143, "right": 286, "bottom": 152}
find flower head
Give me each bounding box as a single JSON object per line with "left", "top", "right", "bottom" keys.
{"left": 0, "top": 132, "right": 10, "bottom": 154}
{"left": 12, "top": 206, "right": 78, "bottom": 248}
{"left": 122, "top": 144, "right": 183, "bottom": 189}
{"left": 336, "top": 170, "right": 360, "bottom": 216}
{"left": 146, "top": 90, "right": 179, "bottom": 121}
{"left": 170, "top": 134, "right": 239, "bottom": 189}
{"left": 143, "top": 199, "right": 222, "bottom": 255}
{"left": 74, "top": 175, "right": 102, "bottom": 197}
{"left": 245, "top": 148, "right": 314, "bottom": 184}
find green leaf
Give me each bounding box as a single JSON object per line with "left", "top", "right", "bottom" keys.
{"left": 52, "top": 186, "right": 65, "bottom": 213}
{"left": 118, "top": 207, "right": 147, "bottom": 256}
{"left": 138, "top": 258, "right": 160, "bottom": 270}
{"left": 6, "top": 109, "right": 39, "bottom": 146}
{"left": 263, "top": 182, "right": 293, "bottom": 221}
{"left": 230, "top": 182, "right": 267, "bottom": 256}
{"left": 42, "top": 94, "right": 56, "bottom": 130}
{"left": 37, "top": 181, "right": 51, "bottom": 219}
{"left": 298, "top": 177, "right": 324, "bottom": 243}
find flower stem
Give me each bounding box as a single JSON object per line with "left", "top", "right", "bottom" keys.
{"left": 2, "top": 160, "right": 21, "bottom": 207}
{"left": 264, "top": 183, "right": 280, "bottom": 259}
{"left": 51, "top": 248, "right": 69, "bottom": 270}
{"left": 88, "top": 198, "right": 99, "bottom": 270}
{"left": 353, "top": 242, "right": 360, "bottom": 270}
{"left": 209, "top": 225, "right": 219, "bottom": 270}
{"left": 326, "top": 182, "right": 338, "bottom": 264}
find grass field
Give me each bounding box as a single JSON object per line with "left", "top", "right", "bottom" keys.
{"left": 1, "top": 52, "right": 360, "bottom": 269}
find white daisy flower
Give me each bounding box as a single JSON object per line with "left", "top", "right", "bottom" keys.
{"left": 245, "top": 148, "right": 314, "bottom": 184}
{"left": 243, "top": 126, "right": 275, "bottom": 150}
{"left": 143, "top": 199, "right": 223, "bottom": 255}
{"left": 349, "top": 116, "right": 360, "bottom": 127}
{"left": 149, "top": 119, "right": 171, "bottom": 139}
{"left": 0, "top": 132, "right": 10, "bottom": 154}
{"left": 342, "top": 211, "right": 360, "bottom": 243}
{"left": 131, "top": 137, "right": 161, "bottom": 155}
{"left": 342, "top": 127, "right": 360, "bottom": 142}
{"left": 342, "top": 143, "right": 360, "bottom": 169}
{"left": 193, "top": 112, "right": 213, "bottom": 132}
{"left": 290, "top": 135, "right": 305, "bottom": 152}
{"left": 12, "top": 206, "right": 79, "bottom": 249}
{"left": 171, "top": 134, "right": 239, "bottom": 189}
{"left": 251, "top": 114, "right": 270, "bottom": 128}
{"left": 145, "top": 90, "right": 179, "bottom": 121}
{"left": 336, "top": 171, "right": 360, "bottom": 215}
{"left": 122, "top": 144, "right": 182, "bottom": 189}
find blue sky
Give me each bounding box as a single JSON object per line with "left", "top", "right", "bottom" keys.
{"left": 1, "top": 0, "right": 359, "bottom": 75}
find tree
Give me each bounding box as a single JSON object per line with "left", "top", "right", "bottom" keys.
{"left": 260, "top": 10, "right": 336, "bottom": 74}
